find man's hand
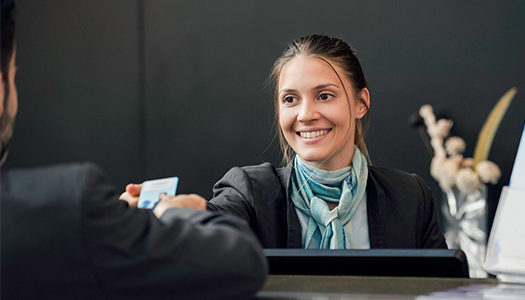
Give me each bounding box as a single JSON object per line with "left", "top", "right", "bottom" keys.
{"left": 119, "top": 183, "right": 142, "bottom": 207}
{"left": 120, "top": 184, "right": 206, "bottom": 218}
{"left": 154, "top": 194, "right": 207, "bottom": 218}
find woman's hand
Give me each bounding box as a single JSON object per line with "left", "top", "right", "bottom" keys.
{"left": 154, "top": 194, "right": 207, "bottom": 218}
{"left": 119, "top": 183, "right": 142, "bottom": 207}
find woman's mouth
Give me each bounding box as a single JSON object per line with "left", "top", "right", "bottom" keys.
{"left": 298, "top": 130, "right": 330, "bottom": 139}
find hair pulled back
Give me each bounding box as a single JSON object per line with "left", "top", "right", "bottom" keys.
{"left": 270, "top": 34, "right": 371, "bottom": 165}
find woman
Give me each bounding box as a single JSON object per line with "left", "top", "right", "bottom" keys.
{"left": 122, "top": 34, "right": 447, "bottom": 250}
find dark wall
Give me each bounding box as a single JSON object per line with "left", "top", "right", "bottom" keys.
{"left": 6, "top": 0, "right": 143, "bottom": 185}
{"left": 6, "top": 1, "right": 525, "bottom": 227}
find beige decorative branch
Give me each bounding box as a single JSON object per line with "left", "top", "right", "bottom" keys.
{"left": 473, "top": 87, "right": 518, "bottom": 165}
{"left": 418, "top": 104, "right": 502, "bottom": 194}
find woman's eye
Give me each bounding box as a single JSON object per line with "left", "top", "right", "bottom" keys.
{"left": 283, "top": 96, "right": 296, "bottom": 104}
{"left": 319, "top": 93, "right": 333, "bottom": 101}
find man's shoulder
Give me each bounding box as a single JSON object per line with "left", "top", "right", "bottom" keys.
{"left": 1, "top": 162, "right": 111, "bottom": 204}
{"left": 2, "top": 162, "right": 103, "bottom": 180}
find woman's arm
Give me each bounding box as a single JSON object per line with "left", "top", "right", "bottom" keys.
{"left": 207, "top": 166, "right": 258, "bottom": 225}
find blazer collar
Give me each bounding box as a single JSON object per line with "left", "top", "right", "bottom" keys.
{"left": 365, "top": 166, "right": 384, "bottom": 248}
{"left": 280, "top": 160, "right": 302, "bottom": 248}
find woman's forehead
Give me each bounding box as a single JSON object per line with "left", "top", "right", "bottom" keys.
{"left": 278, "top": 56, "right": 350, "bottom": 91}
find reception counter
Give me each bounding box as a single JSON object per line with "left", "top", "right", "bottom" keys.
{"left": 256, "top": 275, "right": 498, "bottom": 299}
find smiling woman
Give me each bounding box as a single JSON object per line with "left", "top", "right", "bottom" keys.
{"left": 122, "top": 34, "right": 448, "bottom": 250}
{"left": 203, "top": 34, "right": 447, "bottom": 250}
{"left": 271, "top": 35, "right": 371, "bottom": 170}
{"left": 277, "top": 55, "right": 368, "bottom": 171}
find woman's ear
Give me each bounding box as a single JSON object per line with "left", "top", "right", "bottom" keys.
{"left": 356, "top": 88, "right": 370, "bottom": 119}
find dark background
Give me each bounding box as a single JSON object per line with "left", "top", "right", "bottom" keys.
{"left": 5, "top": 1, "right": 525, "bottom": 229}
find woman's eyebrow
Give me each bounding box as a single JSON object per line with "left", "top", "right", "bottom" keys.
{"left": 279, "top": 88, "right": 297, "bottom": 94}
{"left": 279, "top": 83, "right": 340, "bottom": 94}
{"left": 313, "top": 83, "right": 340, "bottom": 91}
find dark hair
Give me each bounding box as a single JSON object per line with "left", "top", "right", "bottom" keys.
{"left": 269, "top": 34, "right": 371, "bottom": 165}
{"left": 1, "top": 0, "right": 16, "bottom": 102}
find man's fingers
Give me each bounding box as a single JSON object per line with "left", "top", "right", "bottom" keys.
{"left": 119, "top": 191, "right": 139, "bottom": 207}
{"left": 125, "top": 183, "right": 142, "bottom": 197}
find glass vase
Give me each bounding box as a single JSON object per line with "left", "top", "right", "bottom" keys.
{"left": 441, "top": 185, "right": 488, "bottom": 278}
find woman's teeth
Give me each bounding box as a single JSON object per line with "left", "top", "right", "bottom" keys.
{"left": 300, "top": 130, "right": 329, "bottom": 139}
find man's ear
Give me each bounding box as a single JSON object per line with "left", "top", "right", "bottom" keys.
{"left": 356, "top": 87, "right": 370, "bottom": 119}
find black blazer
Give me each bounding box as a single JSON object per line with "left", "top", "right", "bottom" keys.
{"left": 1, "top": 163, "right": 267, "bottom": 300}
{"left": 207, "top": 162, "right": 447, "bottom": 249}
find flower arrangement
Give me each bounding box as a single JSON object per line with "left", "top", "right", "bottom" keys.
{"left": 416, "top": 87, "right": 517, "bottom": 278}
{"left": 418, "top": 87, "right": 517, "bottom": 194}
{"left": 419, "top": 105, "right": 501, "bottom": 194}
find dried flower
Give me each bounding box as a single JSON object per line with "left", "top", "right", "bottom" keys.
{"left": 460, "top": 158, "right": 475, "bottom": 168}
{"left": 418, "top": 104, "right": 501, "bottom": 193}
{"left": 430, "top": 156, "right": 445, "bottom": 180}
{"left": 428, "top": 119, "right": 453, "bottom": 139}
{"left": 432, "top": 157, "right": 459, "bottom": 191}
{"left": 419, "top": 105, "right": 435, "bottom": 127}
{"left": 455, "top": 168, "right": 482, "bottom": 194}
{"left": 445, "top": 136, "right": 466, "bottom": 156}
{"left": 476, "top": 160, "right": 501, "bottom": 184}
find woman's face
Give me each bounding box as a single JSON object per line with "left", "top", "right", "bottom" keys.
{"left": 278, "top": 56, "right": 368, "bottom": 171}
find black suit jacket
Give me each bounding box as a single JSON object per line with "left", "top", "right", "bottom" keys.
{"left": 207, "top": 162, "right": 447, "bottom": 249}
{"left": 1, "top": 163, "right": 267, "bottom": 300}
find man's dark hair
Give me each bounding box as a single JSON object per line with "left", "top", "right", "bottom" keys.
{"left": 1, "top": 0, "right": 16, "bottom": 99}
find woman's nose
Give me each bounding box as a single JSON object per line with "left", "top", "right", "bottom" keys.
{"left": 297, "top": 100, "right": 321, "bottom": 122}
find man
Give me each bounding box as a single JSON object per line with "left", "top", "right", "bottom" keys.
{"left": 0, "top": 1, "right": 267, "bottom": 299}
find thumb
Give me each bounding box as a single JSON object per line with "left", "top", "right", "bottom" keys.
{"left": 126, "top": 183, "right": 142, "bottom": 196}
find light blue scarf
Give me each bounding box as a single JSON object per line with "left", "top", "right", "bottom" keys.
{"left": 291, "top": 146, "right": 368, "bottom": 249}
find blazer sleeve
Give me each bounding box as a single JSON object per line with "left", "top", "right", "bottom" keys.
{"left": 206, "top": 163, "right": 291, "bottom": 248}
{"left": 80, "top": 163, "right": 267, "bottom": 300}
{"left": 206, "top": 166, "right": 258, "bottom": 227}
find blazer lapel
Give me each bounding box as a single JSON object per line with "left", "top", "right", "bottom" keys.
{"left": 366, "top": 166, "right": 385, "bottom": 248}
{"left": 281, "top": 162, "right": 302, "bottom": 248}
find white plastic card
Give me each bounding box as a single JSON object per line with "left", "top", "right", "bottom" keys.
{"left": 138, "top": 177, "right": 179, "bottom": 209}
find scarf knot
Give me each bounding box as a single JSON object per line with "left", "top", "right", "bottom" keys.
{"left": 292, "top": 146, "right": 368, "bottom": 249}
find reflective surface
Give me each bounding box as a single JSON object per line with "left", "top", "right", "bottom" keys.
{"left": 442, "top": 186, "right": 488, "bottom": 278}
{"left": 256, "top": 275, "right": 498, "bottom": 300}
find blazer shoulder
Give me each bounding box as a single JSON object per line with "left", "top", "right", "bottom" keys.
{"left": 240, "top": 162, "right": 281, "bottom": 179}
{"left": 2, "top": 161, "right": 106, "bottom": 182}
{"left": 369, "top": 166, "right": 426, "bottom": 188}
{"left": 368, "top": 166, "right": 432, "bottom": 201}
{"left": 1, "top": 162, "right": 109, "bottom": 201}
{"left": 241, "top": 162, "right": 289, "bottom": 190}
{"left": 210, "top": 162, "right": 283, "bottom": 209}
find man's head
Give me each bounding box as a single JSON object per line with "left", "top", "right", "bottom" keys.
{"left": 1, "top": 0, "right": 17, "bottom": 165}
